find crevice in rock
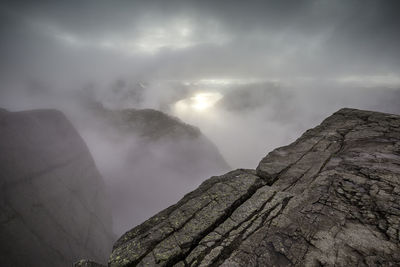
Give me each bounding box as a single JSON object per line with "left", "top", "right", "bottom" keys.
{"left": 126, "top": 197, "right": 214, "bottom": 266}
{"left": 282, "top": 167, "right": 313, "bottom": 191}
{"left": 189, "top": 191, "right": 279, "bottom": 266}
{"left": 161, "top": 178, "right": 266, "bottom": 267}
{"left": 211, "top": 196, "right": 293, "bottom": 266}
{"left": 263, "top": 137, "right": 325, "bottom": 186}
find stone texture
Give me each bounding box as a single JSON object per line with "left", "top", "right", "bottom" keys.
{"left": 109, "top": 108, "right": 400, "bottom": 266}
{"left": 0, "top": 109, "right": 114, "bottom": 266}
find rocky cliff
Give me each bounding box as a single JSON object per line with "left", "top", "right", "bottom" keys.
{"left": 108, "top": 108, "right": 400, "bottom": 266}
{"left": 0, "top": 109, "right": 114, "bottom": 266}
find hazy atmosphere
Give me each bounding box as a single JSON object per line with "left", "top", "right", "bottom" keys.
{"left": 1, "top": 0, "right": 400, "bottom": 235}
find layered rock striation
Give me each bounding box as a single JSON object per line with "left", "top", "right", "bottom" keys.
{"left": 0, "top": 109, "right": 114, "bottom": 266}
{"left": 109, "top": 108, "right": 400, "bottom": 266}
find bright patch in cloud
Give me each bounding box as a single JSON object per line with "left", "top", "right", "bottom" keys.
{"left": 174, "top": 92, "right": 223, "bottom": 113}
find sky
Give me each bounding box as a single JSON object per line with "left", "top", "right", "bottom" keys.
{"left": 1, "top": 0, "right": 400, "bottom": 82}
{"left": 1, "top": 0, "right": 400, "bottom": 234}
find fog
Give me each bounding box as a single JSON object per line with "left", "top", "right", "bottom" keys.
{"left": 1, "top": 0, "right": 400, "bottom": 235}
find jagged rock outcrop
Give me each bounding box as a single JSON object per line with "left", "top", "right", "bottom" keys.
{"left": 0, "top": 109, "right": 114, "bottom": 266}
{"left": 109, "top": 108, "right": 400, "bottom": 266}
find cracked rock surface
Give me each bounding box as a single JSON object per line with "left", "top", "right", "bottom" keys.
{"left": 0, "top": 109, "right": 114, "bottom": 266}
{"left": 109, "top": 108, "right": 400, "bottom": 266}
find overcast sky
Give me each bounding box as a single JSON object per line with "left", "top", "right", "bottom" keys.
{"left": 1, "top": 0, "right": 400, "bottom": 233}
{"left": 1, "top": 0, "right": 400, "bottom": 84}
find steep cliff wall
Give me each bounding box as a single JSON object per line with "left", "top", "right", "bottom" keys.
{"left": 109, "top": 108, "right": 400, "bottom": 266}
{"left": 0, "top": 109, "right": 114, "bottom": 266}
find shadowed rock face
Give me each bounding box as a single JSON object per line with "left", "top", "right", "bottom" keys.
{"left": 109, "top": 108, "right": 400, "bottom": 266}
{"left": 0, "top": 109, "right": 114, "bottom": 266}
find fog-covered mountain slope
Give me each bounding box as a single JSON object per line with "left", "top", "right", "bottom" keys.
{"left": 105, "top": 108, "right": 400, "bottom": 266}
{"left": 81, "top": 104, "right": 231, "bottom": 234}
{"left": 0, "top": 108, "right": 114, "bottom": 266}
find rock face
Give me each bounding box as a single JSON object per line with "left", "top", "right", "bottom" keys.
{"left": 109, "top": 108, "right": 400, "bottom": 266}
{"left": 0, "top": 109, "right": 114, "bottom": 266}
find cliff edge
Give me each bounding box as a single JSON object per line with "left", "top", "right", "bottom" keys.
{"left": 108, "top": 108, "right": 400, "bottom": 266}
